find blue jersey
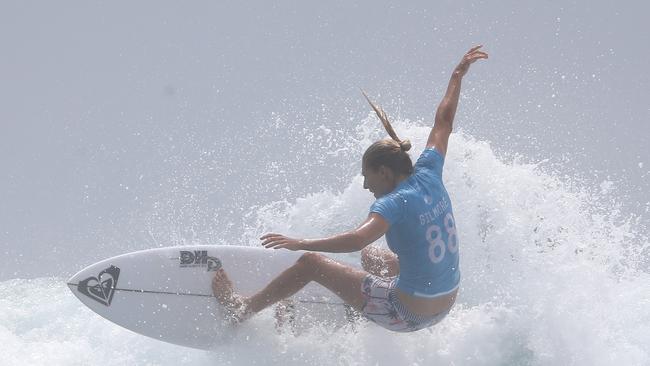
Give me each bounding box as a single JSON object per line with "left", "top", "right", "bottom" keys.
{"left": 369, "top": 147, "right": 460, "bottom": 298}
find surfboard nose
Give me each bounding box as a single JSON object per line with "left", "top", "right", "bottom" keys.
{"left": 66, "top": 265, "right": 91, "bottom": 292}
{"left": 66, "top": 269, "right": 88, "bottom": 306}
{"left": 66, "top": 268, "right": 85, "bottom": 295}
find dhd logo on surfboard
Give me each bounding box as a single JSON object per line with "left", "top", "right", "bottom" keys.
{"left": 179, "top": 250, "right": 222, "bottom": 271}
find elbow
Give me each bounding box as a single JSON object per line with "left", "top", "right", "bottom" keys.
{"left": 438, "top": 106, "right": 455, "bottom": 122}
{"left": 434, "top": 116, "right": 454, "bottom": 133}
{"left": 435, "top": 108, "right": 455, "bottom": 127}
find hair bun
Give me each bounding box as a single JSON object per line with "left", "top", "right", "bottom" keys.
{"left": 399, "top": 139, "right": 412, "bottom": 152}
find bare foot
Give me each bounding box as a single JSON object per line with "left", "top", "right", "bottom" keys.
{"left": 211, "top": 269, "right": 251, "bottom": 323}
{"left": 274, "top": 299, "right": 296, "bottom": 331}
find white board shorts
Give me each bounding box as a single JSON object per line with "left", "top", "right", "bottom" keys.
{"left": 360, "top": 275, "right": 449, "bottom": 332}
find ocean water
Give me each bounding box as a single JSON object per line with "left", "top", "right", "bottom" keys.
{"left": 1, "top": 120, "right": 648, "bottom": 366}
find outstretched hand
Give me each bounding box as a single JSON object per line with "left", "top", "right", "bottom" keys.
{"left": 455, "top": 45, "right": 488, "bottom": 77}
{"left": 260, "top": 233, "right": 305, "bottom": 251}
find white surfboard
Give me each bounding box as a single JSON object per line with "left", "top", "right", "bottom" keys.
{"left": 67, "top": 245, "right": 359, "bottom": 350}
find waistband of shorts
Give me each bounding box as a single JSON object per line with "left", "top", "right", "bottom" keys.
{"left": 401, "top": 282, "right": 460, "bottom": 299}
{"left": 388, "top": 289, "right": 449, "bottom": 323}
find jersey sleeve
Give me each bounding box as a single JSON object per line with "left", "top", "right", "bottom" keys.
{"left": 414, "top": 147, "right": 445, "bottom": 177}
{"left": 369, "top": 192, "right": 405, "bottom": 226}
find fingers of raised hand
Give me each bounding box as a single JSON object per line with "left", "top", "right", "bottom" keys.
{"left": 467, "top": 45, "right": 483, "bottom": 54}
{"left": 462, "top": 51, "right": 488, "bottom": 66}
{"left": 467, "top": 51, "right": 488, "bottom": 61}
{"left": 465, "top": 44, "right": 488, "bottom": 60}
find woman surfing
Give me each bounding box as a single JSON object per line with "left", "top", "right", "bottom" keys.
{"left": 212, "top": 45, "right": 488, "bottom": 332}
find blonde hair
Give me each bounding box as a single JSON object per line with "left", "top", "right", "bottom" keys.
{"left": 361, "top": 91, "right": 413, "bottom": 176}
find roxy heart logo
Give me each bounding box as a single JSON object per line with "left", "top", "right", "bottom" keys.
{"left": 78, "top": 265, "right": 120, "bottom": 306}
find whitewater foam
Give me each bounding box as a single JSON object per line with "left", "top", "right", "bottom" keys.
{"left": 2, "top": 119, "right": 648, "bottom": 365}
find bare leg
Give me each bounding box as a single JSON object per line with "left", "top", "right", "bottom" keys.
{"left": 361, "top": 245, "right": 399, "bottom": 278}
{"left": 212, "top": 252, "right": 369, "bottom": 322}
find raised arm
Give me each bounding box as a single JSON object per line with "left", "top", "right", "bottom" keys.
{"left": 426, "top": 45, "right": 488, "bottom": 156}
{"left": 260, "top": 213, "right": 389, "bottom": 253}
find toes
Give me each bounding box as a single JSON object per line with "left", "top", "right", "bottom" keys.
{"left": 223, "top": 296, "right": 252, "bottom": 324}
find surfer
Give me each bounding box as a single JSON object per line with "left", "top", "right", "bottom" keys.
{"left": 213, "top": 45, "right": 488, "bottom": 332}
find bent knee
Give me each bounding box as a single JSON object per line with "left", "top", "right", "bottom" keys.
{"left": 295, "top": 252, "right": 330, "bottom": 278}
{"left": 297, "top": 252, "right": 325, "bottom": 266}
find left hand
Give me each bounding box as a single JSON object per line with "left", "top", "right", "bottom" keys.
{"left": 260, "top": 233, "right": 305, "bottom": 251}
{"left": 454, "top": 45, "right": 488, "bottom": 77}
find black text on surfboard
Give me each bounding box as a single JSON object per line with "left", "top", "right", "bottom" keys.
{"left": 178, "top": 251, "right": 222, "bottom": 272}
{"left": 77, "top": 265, "right": 120, "bottom": 306}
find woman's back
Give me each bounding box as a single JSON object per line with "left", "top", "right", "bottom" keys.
{"left": 370, "top": 147, "right": 460, "bottom": 298}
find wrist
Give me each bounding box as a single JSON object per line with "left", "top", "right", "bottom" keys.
{"left": 298, "top": 239, "right": 309, "bottom": 250}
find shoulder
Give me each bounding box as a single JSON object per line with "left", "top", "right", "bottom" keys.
{"left": 414, "top": 147, "right": 445, "bottom": 176}
{"left": 417, "top": 147, "right": 445, "bottom": 162}
{"left": 370, "top": 192, "right": 406, "bottom": 225}
{"left": 374, "top": 191, "right": 405, "bottom": 207}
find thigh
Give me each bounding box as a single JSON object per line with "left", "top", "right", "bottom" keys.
{"left": 361, "top": 245, "right": 399, "bottom": 277}
{"left": 305, "top": 253, "right": 369, "bottom": 311}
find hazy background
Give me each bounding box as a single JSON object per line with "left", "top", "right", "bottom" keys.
{"left": 1, "top": 0, "right": 648, "bottom": 280}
